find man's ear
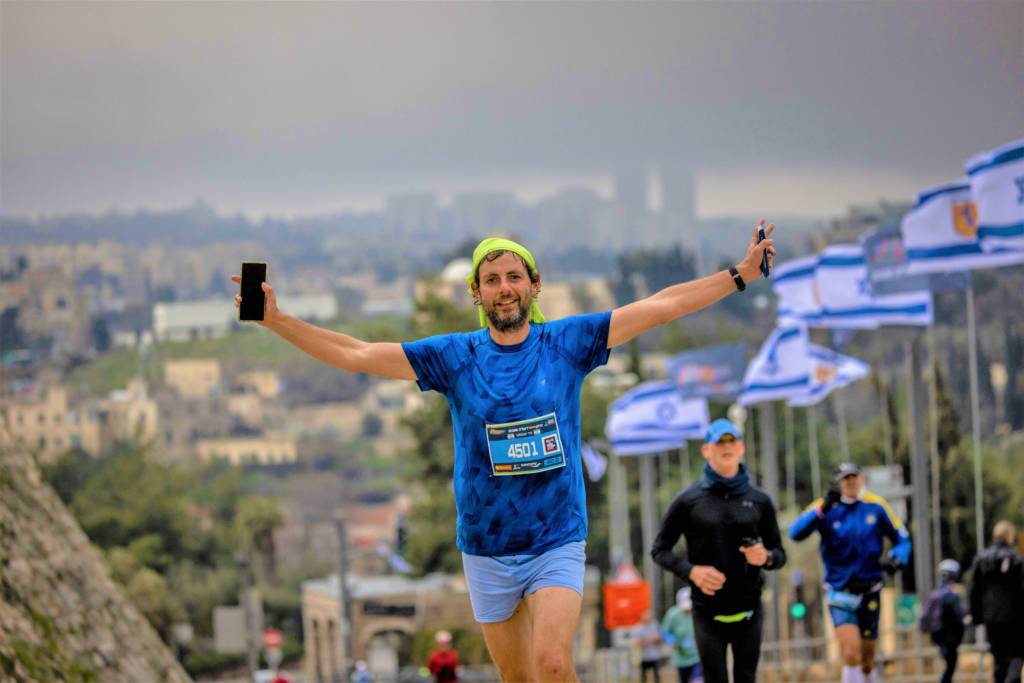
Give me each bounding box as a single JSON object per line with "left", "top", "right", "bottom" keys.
{"left": 470, "top": 282, "right": 481, "bottom": 304}
{"left": 532, "top": 272, "right": 542, "bottom": 297}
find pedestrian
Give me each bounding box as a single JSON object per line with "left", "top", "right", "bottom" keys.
{"left": 235, "top": 224, "right": 777, "bottom": 682}
{"left": 427, "top": 630, "right": 459, "bottom": 683}
{"left": 636, "top": 609, "right": 664, "bottom": 683}
{"left": 920, "top": 559, "right": 966, "bottom": 683}
{"left": 651, "top": 417, "right": 787, "bottom": 683}
{"left": 789, "top": 462, "right": 912, "bottom": 683}
{"left": 968, "top": 520, "right": 1024, "bottom": 683}
{"left": 661, "top": 587, "right": 703, "bottom": 683}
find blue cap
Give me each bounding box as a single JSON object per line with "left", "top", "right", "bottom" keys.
{"left": 704, "top": 418, "right": 742, "bottom": 444}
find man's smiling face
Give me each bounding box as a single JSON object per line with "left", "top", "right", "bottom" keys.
{"left": 474, "top": 251, "right": 538, "bottom": 333}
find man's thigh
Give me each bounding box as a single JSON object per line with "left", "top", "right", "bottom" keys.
{"left": 480, "top": 600, "right": 534, "bottom": 682}
{"left": 524, "top": 586, "right": 582, "bottom": 659}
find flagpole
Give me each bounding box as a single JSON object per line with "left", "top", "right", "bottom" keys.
{"left": 785, "top": 402, "right": 796, "bottom": 512}
{"left": 927, "top": 323, "right": 943, "bottom": 577}
{"left": 608, "top": 450, "right": 632, "bottom": 570}
{"left": 967, "top": 276, "right": 985, "bottom": 556}
{"left": 807, "top": 405, "right": 822, "bottom": 501}
{"left": 833, "top": 389, "right": 851, "bottom": 463}
{"left": 639, "top": 453, "right": 661, "bottom": 617}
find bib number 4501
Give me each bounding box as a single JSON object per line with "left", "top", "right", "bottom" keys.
{"left": 507, "top": 442, "right": 539, "bottom": 459}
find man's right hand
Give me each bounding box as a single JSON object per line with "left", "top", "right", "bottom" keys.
{"left": 820, "top": 484, "right": 841, "bottom": 515}
{"left": 231, "top": 275, "right": 280, "bottom": 327}
{"left": 689, "top": 565, "right": 726, "bottom": 596}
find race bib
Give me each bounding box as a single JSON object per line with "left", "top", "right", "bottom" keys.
{"left": 485, "top": 412, "right": 565, "bottom": 476}
{"left": 827, "top": 589, "right": 863, "bottom": 612}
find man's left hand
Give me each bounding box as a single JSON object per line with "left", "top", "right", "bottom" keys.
{"left": 739, "top": 543, "right": 769, "bottom": 567}
{"left": 736, "top": 219, "right": 776, "bottom": 283}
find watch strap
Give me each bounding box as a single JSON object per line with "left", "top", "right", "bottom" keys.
{"left": 729, "top": 266, "right": 746, "bottom": 292}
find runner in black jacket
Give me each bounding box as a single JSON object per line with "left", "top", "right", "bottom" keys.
{"left": 651, "top": 418, "right": 786, "bottom": 683}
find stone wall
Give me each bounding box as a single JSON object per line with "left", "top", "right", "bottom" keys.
{"left": 0, "top": 445, "right": 191, "bottom": 682}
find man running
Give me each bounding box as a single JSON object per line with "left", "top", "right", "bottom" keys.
{"left": 789, "top": 463, "right": 911, "bottom": 683}
{"left": 968, "top": 521, "right": 1024, "bottom": 683}
{"left": 651, "top": 418, "right": 787, "bottom": 683}
{"left": 234, "top": 224, "right": 776, "bottom": 682}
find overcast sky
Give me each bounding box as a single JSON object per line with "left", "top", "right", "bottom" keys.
{"left": 2, "top": 1, "right": 1022, "bottom": 220}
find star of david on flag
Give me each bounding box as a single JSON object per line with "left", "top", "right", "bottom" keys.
{"left": 605, "top": 381, "right": 709, "bottom": 455}
{"left": 965, "top": 139, "right": 1024, "bottom": 252}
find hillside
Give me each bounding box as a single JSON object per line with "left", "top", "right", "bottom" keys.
{"left": 0, "top": 446, "right": 191, "bottom": 683}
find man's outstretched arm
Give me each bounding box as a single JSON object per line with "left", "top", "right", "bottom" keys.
{"left": 232, "top": 276, "right": 416, "bottom": 380}
{"left": 607, "top": 220, "right": 775, "bottom": 349}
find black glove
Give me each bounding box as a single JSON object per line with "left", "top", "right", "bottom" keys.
{"left": 821, "top": 485, "right": 841, "bottom": 514}
{"left": 883, "top": 558, "right": 901, "bottom": 575}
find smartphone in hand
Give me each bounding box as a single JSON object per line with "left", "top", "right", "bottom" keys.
{"left": 239, "top": 262, "right": 267, "bottom": 321}
{"left": 757, "top": 226, "right": 771, "bottom": 278}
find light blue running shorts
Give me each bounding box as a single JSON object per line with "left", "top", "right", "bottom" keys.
{"left": 461, "top": 540, "right": 586, "bottom": 623}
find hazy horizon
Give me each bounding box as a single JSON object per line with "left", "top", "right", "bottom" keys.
{"left": 3, "top": 1, "right": 1022, "bottom": 220}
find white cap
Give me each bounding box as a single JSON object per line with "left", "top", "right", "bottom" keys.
{"left": 676, "top": 586, "right": 693, "bottom": 609}
{"left": 436, "top": 630, "right": 452, "bottom": 644}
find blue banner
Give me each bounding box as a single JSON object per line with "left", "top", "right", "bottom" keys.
{"left": 666, "top": 342, "right": 747, "bottom": 400}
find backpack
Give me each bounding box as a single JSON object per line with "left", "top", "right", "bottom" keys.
{"left": 919, "top": 587, "right": 948, "bottom": 634}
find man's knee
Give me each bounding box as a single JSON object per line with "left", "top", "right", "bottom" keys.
{"left": 841, "top": 644, "right": 860, "bottom": 666}
{"left": 535, "top": 646, "right": 574, "bottom": 682}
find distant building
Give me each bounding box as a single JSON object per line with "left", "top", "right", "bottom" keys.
{"left": 195, "top": 435, "right": 298, "bottom": 466}
{"left": 0, "top": 379, "right": 159, "bottom": 461}
{"left": 234, "top": 370, "right": 281, "bottom": 399}
{"left": 1, "top": 384, "right": 75, "bottom": 461}
{"left": 153, "top": 300, "right": 233, "bottom": 342}
{"left": 164, "top": 359, "right": 222, "bottom": 399}
{"left": 153, "top": 294, "right": 337, "bottom": 342}
{"left": 826, "top": 199, "right": 913, "bottom": 246}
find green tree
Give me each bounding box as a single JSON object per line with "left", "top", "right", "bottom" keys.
{"left": 236, "top": 496, "right": 285, "bottom": 583}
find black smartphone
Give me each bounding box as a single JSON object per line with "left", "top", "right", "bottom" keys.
{"left": 741, "top": 536, "right": 761, "bottom": 548}
{"left": 757, "top": 226, "right": 771, "bottom": 278}
{"left": 239, "top": 262, "right": 267, "bottom": 322}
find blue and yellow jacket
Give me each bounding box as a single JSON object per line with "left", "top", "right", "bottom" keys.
{"left": 789, "top": 491, "right": 911, "bottom": 590}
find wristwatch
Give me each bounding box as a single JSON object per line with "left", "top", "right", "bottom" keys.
{"left": 729, "top": 266, "right": 746, "bottom": 292}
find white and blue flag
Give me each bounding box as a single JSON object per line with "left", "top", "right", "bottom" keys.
{"left": 901, "top": 180, "right": 1024, "bottom": 273}
{"left": 738, "top": 323, "right": 811, "bottom": 406}
{"left": 605, "top": 381, "right": 709, "bottom": 455}
{"left": 815, "top": 244, "right": 933, "bottom": 328}
{"left": 966, "top": 139, "right": 1024, "bottom": 253}
{"left": 772, "top": 255, "right": 821, "bottom": 325}
{"left": 581, "top": 442, "right": 608, "bottom": 482}
{"left": 788, "top": 343, "right": 870, "bottom": 407}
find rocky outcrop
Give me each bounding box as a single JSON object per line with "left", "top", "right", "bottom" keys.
{"left": 0, "top": 446, "right": 191, "bottom": 683}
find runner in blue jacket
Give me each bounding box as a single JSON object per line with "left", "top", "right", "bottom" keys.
{"left": 789, "top": 462, "right": 911, "bottom": 683}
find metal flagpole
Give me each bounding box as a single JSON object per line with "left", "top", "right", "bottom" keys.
{"left": 966, "top": 276, "right": 985, "bottom": 555}
{"left": 833, "top": 390, "right": 851, "bottom": 463}
{"left": 785, "top": 402, "right": 796, "bottom": 512}
{"left": 639, "top": 453, "right": 661, "bottom": 617}
{"left": 875, "top": 335, "right": 895, "bottom": 467}
{"left": 807, "top": 405, "right": 822, "bottom": 501}
{"left": 906, "top": 337, "right": 934, "bottom": 595}
{"left": 608, "top": 450, "right": 632, "bottom": 569}
{"left": 927, "top": 324, "right": 943, "bottom": 578}
{"left": 760, "top": 401, "right": 781, "bottom": 643}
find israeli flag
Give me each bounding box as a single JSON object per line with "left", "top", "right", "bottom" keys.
{"left": 581, "top": 442, "right": 608, "bottom": 482}
{"left": 606, "top": 381, "right": 709, "bottom": 455}
{"left": 966, "top": 139, "right": 1024, "bottom": 252}
{"left": 738, "top": 323, "right": 811, "bottom": 406}
{"left": 772, "top": 255, "right": 821, "bottom": 324}
{"left": 788, "top": 343, "right": 870, "bottom": 407}
{"left": 815, "top": 244, "right": 933, "bottom": 328}
{"left": 901, "top": 180, "right": 1024, "bottom": 273}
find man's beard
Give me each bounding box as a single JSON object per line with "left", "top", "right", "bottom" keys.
{"left": 485, "top": 296, "right": 531, "bottom": 333}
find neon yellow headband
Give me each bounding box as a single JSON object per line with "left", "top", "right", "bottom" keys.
{"left": 466, "top": 237, "right": 546, "bottom": 328}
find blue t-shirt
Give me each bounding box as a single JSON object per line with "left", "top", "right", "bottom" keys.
{"left": 401, "top": 312, "right": 612, "bottom": 556}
